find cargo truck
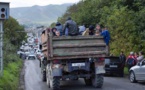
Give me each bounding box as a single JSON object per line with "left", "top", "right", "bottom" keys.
{"left": 40, "top": 29, "right": 109, "bottom": 90}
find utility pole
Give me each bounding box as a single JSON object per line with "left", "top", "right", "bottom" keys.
{"left": 0, "top": 20, "right": 3, "bottom": 76}
{"left": 0, "top": 2, "right": 9, "bottom": 76}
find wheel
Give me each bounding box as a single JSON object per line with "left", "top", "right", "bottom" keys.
{"left": 47, "top": 66, "right": 60, "bottom": 90}
{"left": 50, "top": 77, "right": 60, "bottom": 90}
{"left": 84, "top": 78, "right": 92, "bottom": 86}
{"left": 129, "top": 71, "right": 137, "bottom": 83}
{"left": 42, "top": 71, "right": 46, "bottom": 82}
{"left": 92, "top": 74, "right": 104, "bottom": 88}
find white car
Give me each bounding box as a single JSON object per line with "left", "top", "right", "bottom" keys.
{"left": 129, "top": 60, "right": 145, "bottom": 83}
{"left": 27, "top": 54, "right": 37, "bottom": 60}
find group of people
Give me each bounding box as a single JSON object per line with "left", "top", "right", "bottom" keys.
{"left": 120, "top": 51, "right": 144, "bottom": 71}
{"left": 51, "top": 17, "right": 111, "bottom": 45}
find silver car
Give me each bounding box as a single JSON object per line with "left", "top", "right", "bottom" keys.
{"left": 129, "top": 60, "right": 145, "bottom": 83}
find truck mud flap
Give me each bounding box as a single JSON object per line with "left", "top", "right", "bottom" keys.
{"left": 95, "top": 66, "right": 105, "bottom": 74}
{"left": 52, "top": 68, "right": 62, "bottom": 77}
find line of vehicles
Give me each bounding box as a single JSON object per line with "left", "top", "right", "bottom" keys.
{"left": 18, "top": 29, "right": 145, "bottom": 90}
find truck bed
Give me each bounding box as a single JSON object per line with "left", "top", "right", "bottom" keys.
{"left": 41, "top": 32, "right": 108, "bottom": 60}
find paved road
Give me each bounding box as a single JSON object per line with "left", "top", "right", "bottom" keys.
{"left": 24, "top": 60, "right": 145, "bottom": 90}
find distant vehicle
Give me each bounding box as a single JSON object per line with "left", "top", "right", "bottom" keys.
{"left": 105, "top": 57, "right": 124, "bottom": 77}
{"left": 24, "top": 51, "right": 30, "bottom": 57}
{"left": 35, "top": 49, "right": 41, "bottom": 55}
{"left": 29, "top": 50, "right": 35, "bottom": 54}
{"left": 17, "top": 50, "right": 23, "bottom": 55}
{"left": 129, "top": 60, "right": 145, "bottom": 83}
{"left": 27, "top": 54, "right": 37, "bottom": 60}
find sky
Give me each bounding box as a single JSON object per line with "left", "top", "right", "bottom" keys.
{"left": 0, "top": 0, "right": 80, "bottom": 8}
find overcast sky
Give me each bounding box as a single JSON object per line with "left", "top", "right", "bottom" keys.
{"left": 0, "top": 0, "right": 80, "bottom": 8}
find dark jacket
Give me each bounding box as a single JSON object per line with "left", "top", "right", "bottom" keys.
{"left": 119, "top": 54, "right": 126, "bottom": 64}
{"left": 63, "top": 20, "right": 78, "bottom": 36}
{"left": 101, "top": 30, "right": 110, "bottom": 45}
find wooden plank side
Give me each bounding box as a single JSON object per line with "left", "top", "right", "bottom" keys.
{"left": 53, "top": 47, "right": 106, "bottom": 56}
{"left": 50, "top": 54, "right": 106, "bottom": 60}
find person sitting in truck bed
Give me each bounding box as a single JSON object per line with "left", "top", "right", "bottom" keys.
{"left": 100, "top": 26, "right": 110, "bottom": 45}
{"left": 55, "top": 31, "right": 60, "bottom": 37}
{"left": 82, "top": 25, "right": 95, "bottom": 36}
{"left": 52, "top": 27, "right": 57, "bottom": 36}
{"left": 63, "top": 17, "right": 78, "bottom": 36}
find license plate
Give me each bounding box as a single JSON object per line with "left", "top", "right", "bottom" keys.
{"left": 72, "top": 63, "right": 85, "bottom": 67}
{"left": 110, "top": 65, "right": 117, "bottom": 68}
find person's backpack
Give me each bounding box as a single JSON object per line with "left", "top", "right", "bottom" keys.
{"left": 127, "top": 58, "right": 136, "bottom": 66}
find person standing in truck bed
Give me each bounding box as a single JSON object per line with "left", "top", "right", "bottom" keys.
{"left": 63, "top": 17, "right": 78, "bottom": 36}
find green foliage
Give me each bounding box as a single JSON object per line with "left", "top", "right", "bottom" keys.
{"left": 0, "top": 59, "right": 22, "bottom": 90}
{"left": 57, "top": 0, "right": 145, "bottom": 55}
{"left": 4, "top": 17, "right": 26, "bottom": 47}
{"left": 0, "top": 16, "right": 25, "bottom": 90}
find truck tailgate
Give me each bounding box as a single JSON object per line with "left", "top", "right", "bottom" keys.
{"left": 48, "top": 36, "right": 108, "bottom": 60}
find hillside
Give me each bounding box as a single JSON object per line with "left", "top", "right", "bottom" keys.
{"left": 10, "top": 3, "right": 72, "bottom": 26}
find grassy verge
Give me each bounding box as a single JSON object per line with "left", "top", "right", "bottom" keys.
{"left": 0, "top": 57, "right": 22, "bottom": 90}
{"left": 124, "top": 66, "right": 129, "bottom": 75}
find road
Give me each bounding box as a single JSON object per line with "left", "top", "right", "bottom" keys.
{"left": 24, "top": 60, "right": 145, "bottom": 90}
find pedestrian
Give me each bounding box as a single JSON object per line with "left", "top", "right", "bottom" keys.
{"left": 119, "top": 51, "right": 126, "bottom": 77}
{"left": 126, "top": 52, "right": 137, "bottom": 71}
{"left": 134, "top": 52, "right": 139, "bottom": 58}
{"left": 63, "top": 17, "right": 78, "bottom": 36}
{"left": 79, "top": 24, "right": 86, "bottom": 35}
{"left": 55, "top": 22, "right": 63, "bottom": 36}
{"left": 137, "top": 51, "right": 144, "bottom": 63}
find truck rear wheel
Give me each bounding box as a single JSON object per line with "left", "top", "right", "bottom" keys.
{"left": 92, "top": 74, "right": 104, "bottom": 88}
{"left": 50, "top": 77, "right": 60, "bottom": 90}
{"left": 84, "top": 78, "right": 92, "bottom": 86}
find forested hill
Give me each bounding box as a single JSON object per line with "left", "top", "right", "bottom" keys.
{"left": 10, "top": 3, "right": 72, "bottom": 26}
{"left": 58, "top": 0, "right": 145, "bottom": 55}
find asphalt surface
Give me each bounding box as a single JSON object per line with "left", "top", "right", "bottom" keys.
{"left": 24, "top": 60, "right": 145, "bottom": 90}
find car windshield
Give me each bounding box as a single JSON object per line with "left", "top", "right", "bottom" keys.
{"left": 28, "top": 56, "right": 36, "bottom": 60}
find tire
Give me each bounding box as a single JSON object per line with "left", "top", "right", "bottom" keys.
{"left": 42, "top": 71, "right": 46, "bottom": 82}
{"left": 50, "top": 77, "right": 60, "bottom": 90}
{"left": 92, "top": 74, "right": 104, "bottom": 88}
{"left": 84, "top": 78, "right": 92, "bottom": 86}
{"left": 129, "top": 71, "right": 137, "bottom": 83}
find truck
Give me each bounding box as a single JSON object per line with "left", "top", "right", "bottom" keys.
{"left": 40, "top": 29, "right": 109, "bottom": 90}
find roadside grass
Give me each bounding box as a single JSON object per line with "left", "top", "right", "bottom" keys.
{"left": 124, "top": 66, "right": 129, "bottom": 75}
{"left": 0, "top": 56, "right": 22, "bottom": 90}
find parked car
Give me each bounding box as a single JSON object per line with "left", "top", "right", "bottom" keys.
{"left": 105, "top": 56, "right": 124, "bottom": 77}
{"left": 129, "top": 60, "right": 145, "bottom": 83}
{"left": 27, "top": 54, "right": 37, "bottom": 60}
